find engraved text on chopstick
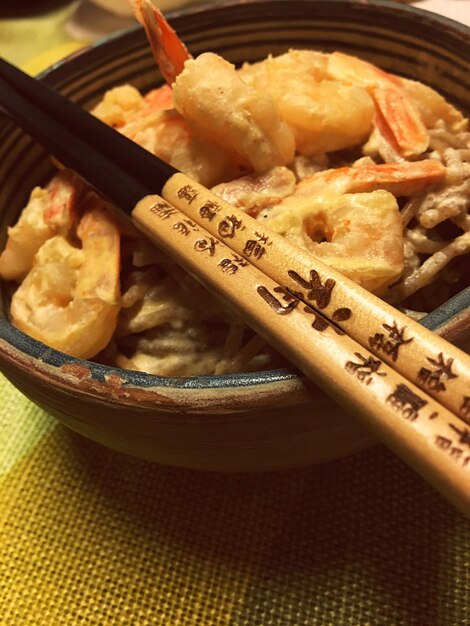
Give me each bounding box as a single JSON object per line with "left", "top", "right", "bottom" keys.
{"left": 218, "top": 255, "right": 249, "bottom": 275}
{"left": 345, "top": 353, "right": 386, "bottom": 386}
{"left": 417, "top": 353, "right": 457, "bottom": 393}
{"left": 435, "top": 432, "right": 470, "bottom": 468}
{"left": 257, "top": 275, "right": 351, "bottom": 333}
{"left": 288, "top": 269, "right": 335, "bottom": 309}
{"left": 386, "top": 384, "right": 427, "bottom": 421}
{"left": 257, "top": 286, "right": 299, "bottom": 315}
{"left": 218, "top": 214, "right": 244, "bottom": 239}
{"left": 149, "top": 201, "right": 177, "bottom": 219}
{"left": 302, "top": 305, "right": 344, "bottom": 333}
{"left": 283, "top": 268, "right": 352, "bottom": 330}
{"left": 369, "top": 321, "right": 413, "bottom": 362}
{"left": 177, "top": 184, "right": 199, "bottom": 204}
{"left": 173, "top": 218, "right": 198, "bottom": 236}
{"left": 460, "top": 397, "right": 470, "bottom": 423}
{"left": 194, "top": 237, "right": 218, "bottom": 256}
{"left": 332, "top": 308, "right": 353, "bottom": 322}
{"left": 199, "top": 199, "right": 221, "bottom": 221}
{"left": 450, "top": 423, "right": 470, "bottom": 448}
{"left": 242, "top": 232, "right": 271, "bottom": 260}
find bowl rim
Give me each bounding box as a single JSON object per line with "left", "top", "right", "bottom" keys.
{"left": 1, "top": 0, "right": 469, "bottom": 393}
{"left": 36, "top": 0, "right": 470, "bottom": 82}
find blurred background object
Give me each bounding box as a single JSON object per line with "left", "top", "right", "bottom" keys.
{"left": 65, "top": 0, "right": 135, "bottom": 40}
{"left": 89, "top": 0, "right": 135, "bottom": 16}
{"left": 0, "top": 0, "right": 74, "bottom": 18}
{"left": 90, "top": 0, "right": 203, "bottom": 15}
{"left": 56, "top": 1, "right": 470, "bottom": 46}
{"left": 414, "top": 0, "right": 470, "bottom": 26}
{"left": 65, "top": 0, "right": 208, "bottom": 40}
{"left": 0, "top": 2, "right": 83, "bottom": 73}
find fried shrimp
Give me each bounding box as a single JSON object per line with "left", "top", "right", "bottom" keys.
{"left": 172, "top": 52, "right": 296, "bottom": 172}
{"left": 0, "top": 170, "right": 83, "bottom": 281}
{"left": 91, "top": 75, "right": 238, "bottom": 186}
{"left": 399, "top": 78, "right": 467, "bottom": 133}
{"left": 239, "top": 50, "right": 375, "bottom": 155}
{"left": 10, "top": 195, "right": 121, "bottom": 359}
{"left": 259, "top": 188, "right": 405, "bottom": 292}
{"left": 259, "top": 161, "right": 446, "bottom": 291}
{"left": 327, "top": 51, "right": 430, "bottom": 158}
{"left": 133, "top": 0, "right": 296, "bottom": 172}
{"left": 211, "top": 166, "right": 297, "bottom": 216}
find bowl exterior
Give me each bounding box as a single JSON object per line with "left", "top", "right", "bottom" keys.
{"left": 0, "top": 335, "right": 375, "bottom": 470}
{"left": 0, "top": 0, "right": 469, "bottom": 470}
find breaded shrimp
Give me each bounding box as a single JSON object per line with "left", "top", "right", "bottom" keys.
{"left": 10, "top": 194, "right": 121, "bottom": 359}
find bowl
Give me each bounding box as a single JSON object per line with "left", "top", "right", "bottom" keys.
{"left": 1, "top": 0, "right": 469, "bottom": 471}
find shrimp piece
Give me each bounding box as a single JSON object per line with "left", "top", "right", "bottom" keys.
{"left": 92, "top": 83, "right": 174, "bottom": 132}
{"left": 0, "top": 188, "right": 51, "bottom": 282}
{"left": 297, "top": 159, "right": 446, "bottom": 198}
{"left": 261, "top": 189, "right": 404, "bottom": 291}
{"left": 10, "top": 194, "right": 121, "bottom": 359}
{"left": 91, "top": 84, "right": 146, "bottom": 128}
{"left": 127, "top": 1, "right": 210, "bottom": 171}
{"left": 0, "top": 169, "right": 83, "bottom": 281}
{"left": 310, "top": 191, "right": 405, "bottom": 292}
{"left": 211, "top": 166, "right": 296, "bottom": 216}
{"left": 398, "top": 77, "right": 468, "bottom": 133}
{"left": 327, "top": 52, "right": 429, "bottom": 158}
{"left": 275, "top": 80, "right": 374, "bottom": 155}
{"left": 93, "top": 81, "right": 236, "bottom": 187}
{"left": 239, "top": 49, "right": 330, "bottom": 90}
{"left": 239, "top": 51, "right": 375, "bottom": 155}
{"left": 44, "top": 169, "right": 84, "bottom": 230}
{"left": 140, "top": 84, "right": 173, "bottom": 112}
{"left": 129, "top": 6, "right": 430, "bottom": 161}
{"left": 172, "top": 52, "right": 296, "bottom": 172}
{"left": 131, "top": 0, "right": 191, "bottom": 85}
{"left": 92, "top": 83, "right": 172, "bottom": 150}
{"left": 260, "top": 160, "right": 446, "bottom": 291}
{"left": 148, "top": 110, "right": 239, "bottom": 187}
{"left": 132, "top": 3, "right": 295, "bottom": 172}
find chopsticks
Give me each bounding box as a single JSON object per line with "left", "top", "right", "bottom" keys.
{"left": 2, "top": 57, "right": 468, "bottom": 417}
{"left": 1, "top": 57, "right": 469, "bottom": 514}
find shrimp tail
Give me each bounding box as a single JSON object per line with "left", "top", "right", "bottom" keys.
{"left": 372, "top": 86, "right": 429, "bottom": 158}
{"left": 132, "top": 0, "right": 191, "bottom": 85}
{"left": 327, "top": 51, "right": 429, "bottom": 158}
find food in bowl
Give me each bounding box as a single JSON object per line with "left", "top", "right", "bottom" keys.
{"left": 1, "top": 0, "right": 470, "bottom": 471}
{"left": 0, "top": 1, "right": 469, "bottom": 379}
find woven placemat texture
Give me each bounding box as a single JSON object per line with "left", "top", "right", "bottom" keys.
{"left": 1, "top": 373, "right": 469, "bottom": 626}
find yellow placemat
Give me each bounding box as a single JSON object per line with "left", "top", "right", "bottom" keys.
{"left": 0, "top": 4, "right": 88, "bottom": 74}
{"left": 0, "top": 4, "right": 469, "bottom": 625}
{"left": 1, "top": 373, "right": 469, "bottom": 626}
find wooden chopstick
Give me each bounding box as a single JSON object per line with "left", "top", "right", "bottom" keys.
{"left": 0, "top": 58, "right": 469, "bottom": 513}
{"left": 162, "top": 175, "right": 470, "bottom": 417}
{"left": 1, "top": 56, "right": 468, "bottom": 420}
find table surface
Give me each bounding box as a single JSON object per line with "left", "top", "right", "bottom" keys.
{"left": 1, "top": 2, "right": 469, "bottom": 625}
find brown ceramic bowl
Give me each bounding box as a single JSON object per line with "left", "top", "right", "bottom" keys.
{"left": 1, "top": 0, "right": 469, "bottom": 471}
